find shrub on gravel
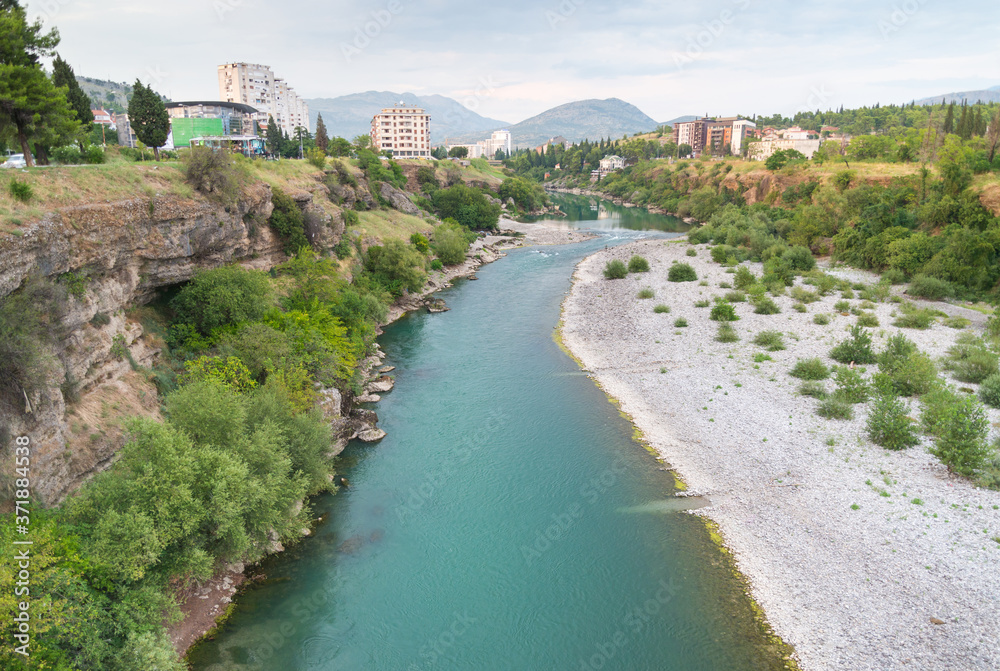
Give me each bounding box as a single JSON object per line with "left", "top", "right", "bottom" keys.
{"left": 753, "top": 330, "right": 786, "bottom": 351}
{"left": 856, "top": 313, "right": 879, "bottom": 328}
{"left": 653, "top": 304, "right": 671, "bottom": 314}
{"left": 695, "top": 299, "right": 710, "bottom": 308}
{"left": 790, "top": 358, "right": 830, "bottom": 380}
{"left": 790, "top": 286, "right": 820, "bottom": 304}
{"left": 753, "top": 297, "right": 781, "bottom": 315}
{"left": 930, "top": 395, "right": 992, "bottom": 477}
{"left": 798, "top": 381, "right": 828, "bottom": 399}
{"left": 816, "top": 396, "right": 854, "bottom": 420}
{"left": 978, "top": 373, "right": 1000, "bottom": 408}
{"left": 603, "top": 259, "right": 628, "bottom": 279}
{"left": 686, "top": 248, "right": 697, "bottom": 257}
{"left": 733, "top": 266, "right": 756, "bottom": 290}
{"left": 715, "top": 324, "right": 739, "bottom": 343}
{"left": 877, "top": 335, "right": 938, "bottom": 397}
{"left": 813, "top": 314, "right": 831, "bottom": 325}
{"left": 943, "top": 334, "right": 999, "bottom": 383}
{"left": 834, "top": 366, "right": 869, "bottom": 403}
{"left": 920, "top": 384, "right": 960, "bottom": 436}
{"left": 637, "top": 288, "right": 655, "bottom": 299}
{"left": 628, "top": 255, "right": 650, "bottom": 273}
{"left": 674, "top": 318, "right": 688, "bottom": 328}
{"left": 668, "top": 262, "right": 698, "bottom": 283}
{"left": 867, "top": 387, "right": 920, "bottom": 450}
{"left": 829, "top": 325, "right": 877, "bottom": 365}
{"left": 724, "top": 290, "right": 746, "bottom": 303}
{"left": 908, "top": 274, "right": 955, "bottom": 300}
{"left": 710, "top": 300, "right": 739, "bottom": 322}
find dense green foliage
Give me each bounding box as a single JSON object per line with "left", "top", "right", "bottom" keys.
{"left": 829, "top": 325, "right": 877, "bottom": 364}
{"left": 128, "top": 80, "right": 169, "bottom": 159}
{"left": 432, "top": 220, "right": 474, "bottom": 265}
{"left": 362, "top": 239, "right": 427, "bottom": 296}
{"left": 866, "top": 385, "right": 920, "bottom": 450}
{"left": 269, "top": 187, "right": 310, "bottom": 253}
{"left": 627, "top": 255, "right": 650, "bottom": 273}
{"left": 930, "top": 394, "right": 992, "bottom": 476}
{"left": 0, "top": 277, "right": 61, "bottom": 416}
{"left": 667, "top": 262, "right": 697, "bottom": 282}
{"left": 431, "top": 183, "right": 502, "bottom": 230}
{"left": 498, "top": 176, "right": 547, "bottom": 212}
{"left": 170, "top": 265, "right": 276, "bottom": 337}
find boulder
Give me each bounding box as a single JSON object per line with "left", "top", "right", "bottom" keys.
{"left": 367, "top": 376, "right": 395, "bottom": 393}
{"left": 379, "top": 182, "right": 420, "bottom": 215}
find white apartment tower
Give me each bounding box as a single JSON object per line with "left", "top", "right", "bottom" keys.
{"left": 218, "top": 62, "right": 310, "bottom": 138}
{"left": 482, "top": 129, "right": 512, "bottom": 158}
{"left": 370, "top": 104, "right": 431, "bottom": 158}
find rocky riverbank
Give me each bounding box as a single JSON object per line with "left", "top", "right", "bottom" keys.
{"left": 561, "top": 238, "right": 1000, "bottom": 671}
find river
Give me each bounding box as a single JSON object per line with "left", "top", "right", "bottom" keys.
{"left": 188, "top": 193, "right": 789, "bottom": 670}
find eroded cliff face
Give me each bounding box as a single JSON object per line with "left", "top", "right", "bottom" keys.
{"left": 0, "top": 183, "right": 294, "bottom": 505}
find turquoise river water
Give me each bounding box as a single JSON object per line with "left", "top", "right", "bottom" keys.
{"left": 188, "top": 193, "right": 789, "bottom": 670}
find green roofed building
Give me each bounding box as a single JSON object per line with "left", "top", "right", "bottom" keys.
{"left": 165, "top": 101, "right": 260, "bottom": 148}
{"left": 170, "top": 118, "right": 225, "bottom": 148}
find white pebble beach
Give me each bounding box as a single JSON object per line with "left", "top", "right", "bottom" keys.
{"left": 560, "top": 237, "right": 1000, "bottom": 671}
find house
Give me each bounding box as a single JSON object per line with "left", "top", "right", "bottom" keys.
{"left": 598, "top": 154, "right": 626, "bottom": 175}
{"left": 91, "top": 109, "right": 114, "bottom": 126}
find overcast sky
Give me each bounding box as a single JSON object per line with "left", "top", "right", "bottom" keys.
{"left": 26, "top": 0, "right": 1000, "bottom": 123}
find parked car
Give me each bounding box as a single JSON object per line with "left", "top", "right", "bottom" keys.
{"left": 2, "top": 154, "right": 27, "bottom": 169}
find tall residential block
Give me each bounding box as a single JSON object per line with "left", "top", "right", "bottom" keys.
{"left": 218, "top": 62, "right": 310, "bottom": 138}
{"left": 370, "top": 104, "right": 432, "bottom": 158}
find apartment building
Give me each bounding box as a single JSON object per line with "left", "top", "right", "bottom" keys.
{"left": 370, "top": 104, "right": 432, "bottom": 158}
{"left": 217, "top": 62, "right": 310, "bottom": 138}
{"left": 673, "top": 116, "right": 755, "bottom": 156}
{"left": 482, "top": 129, "right": 512, "bottom": 157}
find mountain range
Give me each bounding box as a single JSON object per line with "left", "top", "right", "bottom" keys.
{"left": 306, "top": 91, "right": 510, "bottom": 145}
{"left": 443, "top": 98, "right": 660, "bottom": 149}
{"left": 912, "top": 85, "right": 1000, "bottom": 106}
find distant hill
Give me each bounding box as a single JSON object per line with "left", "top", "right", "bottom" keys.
{"left": 448, "top": 98, "right": 660, "bottom": 149}
{"left": 75, "top": 77, "right": 168, "bottom": 115}
{"left": 662, "top": 115, "right": 698, "bottom": 126}
{"left": 913, "top": 86, "right": 1000, "bottom": 106}
{"left": 305, "top": 92, "right": 509, "bottom": 144}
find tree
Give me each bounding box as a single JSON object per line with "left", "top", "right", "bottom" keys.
{"left": 352, "top": 134, "right": 371, "bottom": 150}
{"left": 328, "top": 135, "right": 352, "bottom": 157}
{"left": 265, "top": 115, "right": 281, "bottom": 156}
{"left": 127, "top": 79, "right": 168, "bottom": 160}
{"left": 985, "top": 106, "right": 1000, "bottom": 164}
{"left": 51, "top": 54, "right": 91, "bottom": 147}
{"left": 314, "top": 113, "right": 329, "bottom": 153}
{"left": 942, "top": 102, "right": 955, "bottom": 134}
{"left": 448, "top": 146, "right": 468, "bottom": 158}
{"left": 0, "top": 1, "right": 78, "bottom": 166}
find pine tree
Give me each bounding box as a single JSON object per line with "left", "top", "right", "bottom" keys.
{"left": 985, "top": 107, "right": 1000, "bottom": 163}
{"left": 128, "top": 80, "right": 168, "bottom": 160}
{"left": 0, "top": 1, "right": 79, "bottom": 165}
{"left": 265, "top": 115, "right": 281, "bottom": 156}
{"left": 51, "top": 54, "right": 92, "bottom": 147}
{"left": 943, "top": 102, "right": 955, "bottom": 134}
{"left": 956, "top": 101, "right": 971, "bottom": 140}
{"left": 314, "top": 113, "right": 329, "bottom": 153}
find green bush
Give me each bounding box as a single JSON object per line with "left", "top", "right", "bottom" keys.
{"left": 790, "top": 358, "right": 830, "bottom": 380}
{"left": 183, "top": 145, "right": 244, "bottom": 208}
{"left": 784, "top": 245, "right": 816, "bottom": 271}
{"left": 882, "top": 268, "right": 907, "bottom": 285}
{"left": 856, "top": 312, "right": 879, "bottom": 328}
{"left": 753, "top": 297, "right": 781, "bottom": 315}
{"left": 798, "top": 381, "right": 828, "bottom": 399}
{"left": 789, "top": 286, "right": 820, "bottom": 304}
{"left": 813, "top": 313, "right": 831, "bottom": 325}
{"left": 432, "top": 221, "right": 472, "bottom": 265}
{"left": 0, "top": 278, "right": 61, "bottom": 415}
{"left": 8, "top": 177, "right": 33, "bottom": 203}
{"left": 834, "top": 366, "right": 869, "bottom": 403}
{"left": 829, "top": 325, "right": 876, "bottom": 364}
{"left": 892, "top": 310, "right": 935, "bottom": 329}
{"left": 306, "top": 147, "right": 326, "bottom": 170}
{"left": 695, "top": 299, "right": 710, "bottom": 308}
{"left": 908, "top": 274, "right": 955, "bottom": 300}
{"left": 686, "top": 248, "right": 697, "bottom": 257}
{"left": 604, "top": 259, "right": 628, "bottom": 279}
{"left": 931, "top": 395, "right": 992, "bottom": 476}
{"left": 668, "top": 262, "right": 698, "bottom": 282}
{"left": 430, "top": 259, "right": 443, "bottom": 271}
{"left": 710, "top": 300, "right": 739, "bottom": 321}
{"left": 333, "top": 238, "right": 353, "bottom": 260}
{"left": 269, "top": 187, "right": 310, "bottom": 254}
{"left": 733, "top": 266, "right": 756, "bottom": 290}
{"left": 877, "top": 334, "right": 937, "bottom": 397}
{"left": 978, "top": 373, "right": 1000, "bottom": 408}
{"left": 753, "top": 330, "right": 786, "bottom": 351}
{"left": 724, "top": 290, "right": 746, "bottom": 303}
{"left": 363, "top": 239, "right": 427, "bottom": 296}
{"left": 816, "top": 397, "right": 854, "bottom": 420}
{"left": 834, "top": 300, "right": 851, "bottom": 312}
{"left": 654, "top": 304, "right": 671, "bottom": 314}
{"left": 170, "top": 266, "right": 275, "bottom": 336}
{"left": 431, "top": 183, "right": 501, "bottom": 230}
{"left": 628, "top": 255, "right": 650, "bottom": 273}
{"left": 637, "top": 288, "right": 655, "bottom": 300}
{"left": 716, "top": 323, "right": 739, "bottom": 343}
{"left": 920, "top": 384, "right": 960, "bottom": 436}
{"left": 674, "top": 317, "right": 688, "bottom": 327}
{"left": 943, "top": 334, "right": 999, "bottom": 383}
{"left": 409, "top": 232, "right": 430, "bottom": 254}
{"left": 867, "top": 390, "right": 920, "bottom": 450}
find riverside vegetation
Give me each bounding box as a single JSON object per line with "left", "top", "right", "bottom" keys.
{"left": 0, "top": 138, "right": 523, "bottom": 668}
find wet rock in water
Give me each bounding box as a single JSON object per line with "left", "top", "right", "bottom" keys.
{"left": 356, "top": 393, "right": 381, "bottom": 403}
{"left": 379, "top": 365, "right": 396, "bottom": 373}
{"left": 369, "top": 529, "right": 385, "bottom": 543}
{"left": 427, "top": 298, "right": 449, "bottom": 313}
{"left": 468, "top": 274, "right": 479, "bottom": 280}
{"left": 338, "top": 535, "right": 366, "bottom": 554}
{"left": 358, "top": 428, "right": 387, "bottom": 443}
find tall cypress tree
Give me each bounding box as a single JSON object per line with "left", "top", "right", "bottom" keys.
{"left": 265, "top": 115, "right": 281, "bottom": 156}
{"left": 943, "top": 102, "right": 955, "bottom": 134}
{"left": 51, "top": 54, "right": 92, "bottom": 147}
{"left": 127, "top": 79, "right": 169, "bottom": 160}
{"left": 314, "top": 113, "right": 329, "bottom": 153}
{"left": 956, "top": 101, "right": 971, "bottom": 140}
